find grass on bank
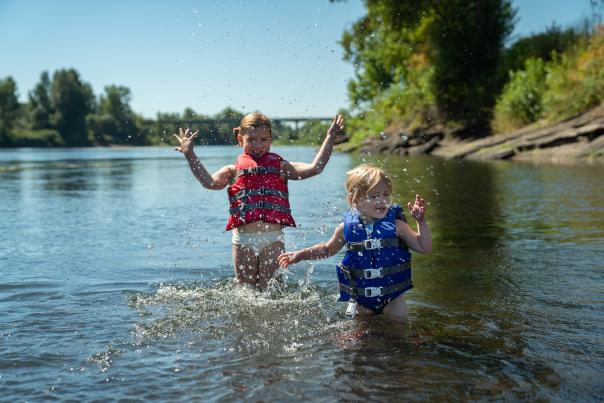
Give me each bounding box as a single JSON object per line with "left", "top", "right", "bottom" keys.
{"left": 493, "top": 27, "right": 604, "bottom": 133}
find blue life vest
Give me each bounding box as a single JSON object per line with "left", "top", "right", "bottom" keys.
{"left": 337, "top": 204, "right": 413, "bottom": 311}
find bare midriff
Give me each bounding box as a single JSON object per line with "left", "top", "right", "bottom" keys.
{"left": 235, "top": 220, "right": 284, "bottom": 233}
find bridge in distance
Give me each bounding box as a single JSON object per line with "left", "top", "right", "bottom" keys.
{"left": 148, "top": 117, "right": 334, "bottom": 137}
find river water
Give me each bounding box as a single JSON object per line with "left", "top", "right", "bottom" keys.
{"left": 0, "top": 146, "right": 602, "bottom": 401}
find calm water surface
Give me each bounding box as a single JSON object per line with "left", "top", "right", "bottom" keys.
{"left": 1, "top": 146, "right": 602, "bottom": 401}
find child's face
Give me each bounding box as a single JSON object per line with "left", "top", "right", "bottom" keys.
{"left": 238, "top": 126, "right": 272, "bottom": 158}
{"left": 354, "top": 179, "right": 392, "bottom": 221}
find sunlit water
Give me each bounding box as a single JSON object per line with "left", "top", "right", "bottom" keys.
{"left": 1, "top": 146, "right": 602, "bottom": 401}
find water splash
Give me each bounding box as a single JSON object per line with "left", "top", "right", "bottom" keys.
{"left": 129, "top": 279, "right": 342, "bottom": 354}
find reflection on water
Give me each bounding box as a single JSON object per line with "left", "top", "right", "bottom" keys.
{"left": 0, "top": 147, "right": 602, "bottom": 400}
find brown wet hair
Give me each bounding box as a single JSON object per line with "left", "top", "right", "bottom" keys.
{"left": 233, "top": 112, "right": 272, "bottom": 140}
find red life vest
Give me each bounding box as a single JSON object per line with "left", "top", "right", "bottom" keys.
{"left": 225, "top": 152, "right": 296, "bottom": 230}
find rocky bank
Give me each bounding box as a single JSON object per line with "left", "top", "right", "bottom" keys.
{"left": 344, "top": 104, "right": 604, "bottom": 163}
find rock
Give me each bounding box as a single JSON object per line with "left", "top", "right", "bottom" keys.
{"left": 349, "top": 104, "right": 604, "bottom": 163}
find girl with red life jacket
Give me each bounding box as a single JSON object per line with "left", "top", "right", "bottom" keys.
{"left": 278, "top": 164, "right": 432, "bottom": 321}
{"left": 174, "top": 112, "right": 344, "bottom": 290}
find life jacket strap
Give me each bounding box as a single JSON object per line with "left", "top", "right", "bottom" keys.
{"left": 346, "top": 237, "right": 400, "bottom": 251}
{"left": 229, "top": 188, "right": 289, "bottom": 203}
{"left": 339, "top": 278, "right": 412, "bottom": 298}
{"left": 229, "top": 201, "right": 291, "bottom": 216}
{"left": 339, "top": 262, "right": 410, "bottom": 280}
{"left": 236, "top": 166, "right": 281, "bottom": 178}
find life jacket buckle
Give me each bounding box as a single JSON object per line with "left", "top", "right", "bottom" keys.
{"left": 363, "top": 287, "right": 382, "bottom": 297}
{"left": 363, "top": 268, "right": 382, "bottom": 279}
{"left": 345, "top": 302, "right": 356, "bottom": 319}
{"left": 363, "top": 238, "right": 382, "bottom": 250}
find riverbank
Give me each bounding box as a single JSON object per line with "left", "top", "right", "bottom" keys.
{"left": 341, "top": 104, "right": 604, "bottom": 164}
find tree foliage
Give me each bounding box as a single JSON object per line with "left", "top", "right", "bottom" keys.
{"left": 28, "top": 71, "right": 54, "bottom": 130}
{"left": 493, "top": 27, "right": 604, "bottom": 132}
{"left": 0, "top": 77, "right": 21, "bottom": 143}
{"left": 50, "top": 69, "right": 95, "bottom": 146}
{"left": 492, "top": 58, "right": 548, "bottom": 132}
{"left": 341, "top": 0, "right": 515, "bottom": 131}
{"left": 1, "top": 66, "right": 334, "bottom": 148}
{"left": 430, "top": 0, "right": 515, "bottom": 124}
{"left": 88, "top": 85, "right": 140, "bottom": 145}
{"left": 502, "top": 24, "right": 585, "bottom": 74}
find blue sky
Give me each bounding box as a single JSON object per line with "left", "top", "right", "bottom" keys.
{"left": 0, "top": 0, "right": 599, "bottom": 119}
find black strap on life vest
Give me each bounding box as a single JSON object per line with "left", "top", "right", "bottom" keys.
{"left": 229, "top": 201, "right": 292, "bottom": 216}
{"left": 339, "top": 262, "right": 410, "bottom": 280}
{"left": 236, "top": 166, "right": 281, "bottom": 178}
{"left": 346, "top": 237, "right": 401, "bottom": 251}
{"left": 229, "top": 188, "right": 289, "bottom": 203}
{"left": 339, "top": 278, "right": 412, "bottom": 298}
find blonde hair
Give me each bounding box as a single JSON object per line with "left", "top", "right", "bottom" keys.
{"left": 233, "top": 112, "right": 272, "bottom": 139}
{"left": 345, "top": 164, "right": 392, "bottom": 206}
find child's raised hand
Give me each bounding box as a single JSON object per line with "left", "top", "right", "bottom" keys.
{"left": 277, "top": 251, "right": 300, "bottom": 268}
{"left": 173, "top": 128, "right": 199, "bottom": 155}
{"left": 407, "top": 194, "right": 426, "bottom": 222}
{"left": 327, "top": 114, "right": 345, "bottom": 137}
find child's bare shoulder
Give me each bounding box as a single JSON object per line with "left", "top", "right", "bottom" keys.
{"left": 218, "top": 164, "right": 236, "bottom": 173}
{"left": 218, "top": 164, "right": 237, "bottom": 182}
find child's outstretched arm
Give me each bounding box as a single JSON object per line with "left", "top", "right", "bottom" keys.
{"left": 278, "top": 223, "right": 345, "bottom": 268}
{"left": 396, "top": 194, "right": 432, "bottom": 253}
{"left": 174, "top": 128, "right": 235, "bottom": 190}
{"left": 281, "top": 114, "right": 344, "bottom": 180}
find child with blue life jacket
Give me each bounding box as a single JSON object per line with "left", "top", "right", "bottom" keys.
{"left": 278, "top": 164, "right": 432, "bottom": 320}
{"left": 174, "top": 112, "right": 345, "bottom": 290}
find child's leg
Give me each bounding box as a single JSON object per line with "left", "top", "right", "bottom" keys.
{"left": 382, "top": 294, "right": 409, "bottom": 321}
{"left": 354, "top": 304, "right": 375, "bottom": 316}
{"left": 257, "top": 241, "right": 285, "bottom": 290}
{"left": 232, "top": 244, "right": 259, "bottom": 287}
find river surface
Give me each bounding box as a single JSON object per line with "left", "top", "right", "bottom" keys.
{"left": 0, "top": 146, "right": 602, "bottom": 401}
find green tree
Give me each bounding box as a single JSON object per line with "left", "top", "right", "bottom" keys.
{"left": 341, "top": 0, "right": 428, "bottom": 108}
{"left": 502, "top": 24, "right": 583, "bottom": 74}
{"left": 341, "top": 0, "right": 515, "bottom": 131}
{"left": 154, "top": 111, "right": 182, "bottom": 145}
{"left": 208, "top": 107, "right": 244, "bottom": 144}
{"left": 430, "top": 0, "right": 515, "bottom": 125}
{"left": 0, "top": 77, "right": 21, "bottom": 144}
{"left": 50, "top": 69, "right": 95, "bottom": 146}
{"left": 182, "top": 107, "right": 199, "bottom": 121}
{"left": 28, "top": 71, "right": 54, "bottom": 130}
{"left": 88, "top": 85, "right": 139, "bottom": 144}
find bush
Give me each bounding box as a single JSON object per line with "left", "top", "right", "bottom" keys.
{"left": 492, "top": 27, "right": 604, "bottom": 133}
{"left": 542, "top": 27, "right": 604, "bottom": 121}
{"left": 492, "top": 58, "right": 548, "bottom": 133}
{"left": 10, "top": 129, "right": 64, "bottom": 147}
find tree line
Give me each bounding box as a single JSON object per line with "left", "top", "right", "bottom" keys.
{"left": 0, "top": 69, "right": 330, "bottom": 148}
